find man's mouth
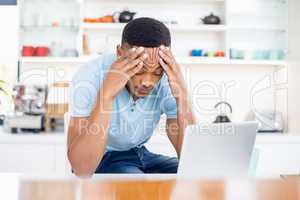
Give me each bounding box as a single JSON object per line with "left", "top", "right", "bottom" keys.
{"left": 136, "top": 87, "right": 152, "bottom": 95}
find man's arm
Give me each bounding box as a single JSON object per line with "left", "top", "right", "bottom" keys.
{"left": 159, "top": 46, "right": 196, "bottom": 157}
{"left": 166, "top": 92, "right": 196, "bottom": 157}
{"left": 67, "top": 47, "right": 147, "bottom": 177}
{"left": 67, "top": 90, "right": 113, "bottom": 177}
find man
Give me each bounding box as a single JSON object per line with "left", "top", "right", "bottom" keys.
{"left": 68, "top": 17, "right": 196, "bottom": 176}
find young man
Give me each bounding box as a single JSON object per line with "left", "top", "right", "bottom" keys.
{"left": 68, "top": 17, "right": 196, "bottom": 176}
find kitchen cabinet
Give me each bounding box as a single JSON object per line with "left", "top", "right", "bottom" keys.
{"left": 255, "top": 143, "right": 300, "bottom": 177}
{"left": 0, "top": 129, "right": 69, "bottom": 174}
{"left": 0, "top": 144, "right": 56, "bottom": 173}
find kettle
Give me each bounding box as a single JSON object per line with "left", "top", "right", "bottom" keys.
{"left": 201, "top": 13, "right": 221, "bottom": 25}
{"left": 214, "top": 101, "right": 232, "bottom": 123}
{"left": 113, "top": 10, "right": 136, "bottom": 23}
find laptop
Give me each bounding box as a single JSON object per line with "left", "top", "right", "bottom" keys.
{"left": 178, "top": 121, "right": 258, "bottom": 178}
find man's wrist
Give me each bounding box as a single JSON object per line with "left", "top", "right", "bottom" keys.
{"left": 175, "top": 86, "right": 189, "bottom": 101}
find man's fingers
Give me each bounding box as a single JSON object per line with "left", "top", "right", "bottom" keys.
{"left": 124, "top": 53, "right": 148, "bottom": 71}
{"left": 128, "top": 47, "right": 145, "bottom": 60}
{"left": 128, "top": 61, "right": 144, "bottom": 77}
{"left": 158, "top": 49, "right": 174, "bottom": 67}
{"left": 159, "top": 45, "right": 173, "bottom": 58}
{"left": 119, "top": 47, "right": 145, "bottom": 66}
{"left": 122, "top": 47, "right": 144, "bottom": 61}
{"left": 159, "top": 58, "right": 172, "bottom": 75}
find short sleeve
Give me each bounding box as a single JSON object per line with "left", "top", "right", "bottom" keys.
{"left": 159, "top": 74, "right": 177, "bottom": 119}
{"left": 69, "top": 57, "right": 106, "bottom": 117}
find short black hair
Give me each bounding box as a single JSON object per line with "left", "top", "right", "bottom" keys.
{"left": 121, "top": 17, "right": 171, "bottom": 48}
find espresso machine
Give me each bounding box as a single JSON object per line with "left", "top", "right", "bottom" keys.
{"left": 4, "top": 84, "right": 47, "bottom": 133}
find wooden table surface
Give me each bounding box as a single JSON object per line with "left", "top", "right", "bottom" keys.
{"left": 17, "top": 176, "right": 300, "bottom": 200}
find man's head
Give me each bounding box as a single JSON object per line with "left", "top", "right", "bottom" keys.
{"left": 117, "top": 17, "right": 171, "bottom": 98}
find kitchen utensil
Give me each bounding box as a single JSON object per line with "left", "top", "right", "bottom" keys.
{"left": 207, "top": 51, "right": 215, "bottom": 57}
{"left": 215, "top": 50, "right": 225, "bottom": 57}
{"left": 230, "top": 48, "right": 245, "bottom": 60}
{"left": 254, "top": 110, "right": 284, "bottom": 133}
{"left": 99, "top": 15, "right": 114, "bottom": 23}
{"left": 35, "top": 46, "right": 49, "bottom": 57}
{"left": 22, "top": 46, "right": 35, "bottom": 57}
{"left": 190, "top": 49, "right": 203, "bottom": 57}
{"left": 213, "top": 101, "right": 232, "bottom": 123}
{"left": 113, "top": 10, "right": 136, "bottom": 23}
{"left": 253, "top": 50, "right": 270, "bottom": 60}
{"left": 82, "top": 34, "right": 91, "bottom": 55}
{"left": 4, "top": 114, "right": 44, "bottom": 134}
{"left": 201, "top": 13, "right": 221, "bottom": 25}
{"left": 50, "top": 42, "right": 63, "bottom": 57}
{"left": 270, "top": 49, "right": 285, "bottom": 60}
{"left": 85, "top": 15, "right": 114, "bottom": 23}
{"left": 253, "top": 50, "right": 264, "bottom": 60}
{"left": 63, "top": 49, "right": 78, "bottom": 57}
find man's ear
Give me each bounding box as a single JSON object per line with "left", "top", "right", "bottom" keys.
{"left": 116, "top": 44, "right": 124, "bottom": 58}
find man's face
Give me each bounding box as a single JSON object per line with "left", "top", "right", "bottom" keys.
{"left": 118, "top": 46, "right": 164, "bottom": 98}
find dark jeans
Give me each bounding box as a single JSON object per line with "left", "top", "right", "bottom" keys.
{"left": 95, "top": 146, "right": 178, "bottom": 173}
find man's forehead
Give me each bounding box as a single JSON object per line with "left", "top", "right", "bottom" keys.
{"left": 143, "top": 47, "right": 160, "bottom": 69}
{"left": 127, "top": 46, "right": 160, "bottom": 67}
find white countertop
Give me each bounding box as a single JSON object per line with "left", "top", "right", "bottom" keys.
{"left": 0, "top": 127, "right": 65, "bottom": 144}
{"left": 0, "top": 127, "right": 300, "bottom": 145}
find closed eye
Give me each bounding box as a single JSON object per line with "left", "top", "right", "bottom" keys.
{"left": 135, "top": 67, "right": 146, "bottom": 75}
{"left": 154, "top": 67, "right": 163, "bottom": 76}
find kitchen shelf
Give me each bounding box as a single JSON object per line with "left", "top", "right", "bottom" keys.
{"left": 20, "top": 25, "right": 79, "bottom": 31}
{"left": 19, "top": 56, "right": 92, "bottom": 64}
{"left": 83, "top": 0, "right": 225, "bottom": 3}
{"left": 177, "top": 57, "right": 287, "bottom": 66}
{"left": 19, "top": 56, "right": 287, "bottom": 67}
{"left": 81, "top": 23, "right": 227, "bottom": 32}
{"left": 228, "top": 26, "right": 287, "bottom": 32}
{"left": 19, "top": 0, "right": 288, "bottom": 69}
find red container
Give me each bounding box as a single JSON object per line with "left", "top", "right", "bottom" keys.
{"left": 22, "top": 46, "right": 35, "bottom": 57}
{"left": 215, "top": 50, "right": 225, "bottom": 57}
{"left": 35, "top": 46, "right": 49, "bottom": 57}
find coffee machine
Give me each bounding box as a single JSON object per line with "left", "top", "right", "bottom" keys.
{"left": 4, "top": 84, "right": 47, "bottom": 133}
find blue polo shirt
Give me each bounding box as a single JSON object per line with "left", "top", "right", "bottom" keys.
{"left": 69, "top": 54, "right": 177, "bottom": 152}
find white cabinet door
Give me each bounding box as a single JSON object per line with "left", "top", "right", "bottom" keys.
{"left": 0, "top": 144, "right": 56, "bottom": 173}
{"left": 255, "top": 143, "right": 300, "bottom": 177}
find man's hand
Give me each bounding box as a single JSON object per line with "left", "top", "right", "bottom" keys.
{"left": 102, "top": 47, "right": 148, "bottom": 100}
{"left": 158, "top": 46, "right": 187, "bottom": 98}
{"left": 159, "top": 45, "right": 196, "bottom": 157}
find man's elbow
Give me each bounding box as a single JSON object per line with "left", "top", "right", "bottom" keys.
{"left": 67, "top": 152, "right": 94, "bottom": 178}
{"left": 73, "top": 168, "right": 94, "bottom": 178}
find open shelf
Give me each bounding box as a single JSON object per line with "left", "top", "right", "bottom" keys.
{"left": 20, "top": 25, "right": 79, "bottom": 31}
{"left": 20, "top": 56, "right": 287, "bottom": 67}
{"left": 83, "top": 0, "right": 225, "bottom": 3}
{"left": 228, "top": 26, "right": 287, "bottom": 32}
{"left": 177, "top": 57, "right": 287, "bottom": 66}
{"left": 19, "top": 56, "right": 92, "bottom": 64}
{"left": 19, "top": 0, "right": 288, "bottom": 68}
{"left": 80, "top": 23, "right": 227, "bottom": 32}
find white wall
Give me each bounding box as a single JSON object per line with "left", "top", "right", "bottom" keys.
{"left": 0, "top": 5, "right": 19, "bottom": 114}
{"left": 0, "top": 5, "right": 18, "bottom": 83}
{"left": 288, "top": 0, "right": 300, "bottom": 133}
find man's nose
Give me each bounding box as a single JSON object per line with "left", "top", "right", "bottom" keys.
{"left": 141, "top": 74, "right": 154, "bottom": 88}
